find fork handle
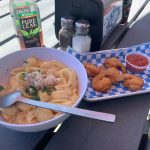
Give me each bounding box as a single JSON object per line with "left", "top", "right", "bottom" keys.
{"left": 20, "top": 98, "right": 116, "bottom": 123}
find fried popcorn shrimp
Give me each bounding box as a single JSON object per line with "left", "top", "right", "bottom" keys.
{"left": 104, "top": 67, "right": 122, "bottom": 84}
{"left": 98, "top": 66, "right": 106, "bottom": 75}
{"left": 123, "top": 74, "right": 144, "bottom": 91}
{"left": 92, "top": 74, "right": 112, "bottom": 93}
{"left": 83, "top": 62, "right": 100, "bottom": 77}
{"left": 104, "top": 57, "right": 127, "bottom": 73}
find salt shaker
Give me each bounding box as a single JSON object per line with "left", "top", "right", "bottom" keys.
{"left": 72, "top": 20, "right": 91, "bottom": 53}
{"left": 58, "top": 16, "right": 74, "bottom": 51}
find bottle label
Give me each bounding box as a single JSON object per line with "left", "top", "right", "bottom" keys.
{"left": 13, "top": 2, "right": 30, "bottom": 18}
{"left": 14, "top": 2, "right": 30, "bottom": 7}
{"left": 19, "top": 11, "right": 42, "bottom": 48}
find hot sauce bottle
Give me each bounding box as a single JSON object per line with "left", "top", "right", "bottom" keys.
{"left": 10, "top": 0, "right": 43, "bottom": 49}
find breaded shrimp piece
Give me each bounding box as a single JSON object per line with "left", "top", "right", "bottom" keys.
{"left": 92, "top": 74, "right": 112, "bottom": 93}
{"left": 104, "top": 57, "right": 126, "bottom": 73}
{"left": 104, "top": 67, "right": 122, "bottom": 84}
{"left": 123, "top": 74, "right": 144, "bottom": 91}
{"left": 83, "top": 62, "right": 100, "bottom": 77}
{"left": 98, "top": 66, "right": 106, "bottom": 74}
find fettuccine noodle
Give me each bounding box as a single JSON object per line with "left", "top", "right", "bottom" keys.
{"left": 0, "top": 57, "right": 78, "bottom": 124}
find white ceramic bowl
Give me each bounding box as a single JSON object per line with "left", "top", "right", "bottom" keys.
{"left": 0, "top": 47, "right": 88, "bottom": 132}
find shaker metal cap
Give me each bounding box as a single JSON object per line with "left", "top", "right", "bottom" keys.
{"left": 75, "top": 19, "right": 90, "bottom": 29}
{"left": 61, "top": 16, "right": 75, "bottom": 26}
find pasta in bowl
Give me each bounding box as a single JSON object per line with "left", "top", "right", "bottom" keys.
{"left": 0, "top": 47, "right": 87, "bottom": 132}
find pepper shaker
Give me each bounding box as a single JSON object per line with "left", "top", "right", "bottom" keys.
{"left": 58, "top": 16, "right": 74, "bottom": 51}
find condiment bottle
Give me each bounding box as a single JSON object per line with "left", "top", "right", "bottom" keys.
{"left": 10, "top": 0, "right": 43, "bottom": 49}
{"left": 72, "top": 20, "right": 91, "bottom": 53}
{"left": 58, "top": 16, "right": 74, "bottom": 51}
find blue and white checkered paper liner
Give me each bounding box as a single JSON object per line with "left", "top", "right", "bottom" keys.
{"left": 67, "top": 43, "right": 150, "bottom": 102}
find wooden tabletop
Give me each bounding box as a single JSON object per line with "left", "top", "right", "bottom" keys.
{"left": 45, "top": 95, "right": 150, "bottom": 150}
{"left": 44, "top": 1, "right": 150, "bottom": 150}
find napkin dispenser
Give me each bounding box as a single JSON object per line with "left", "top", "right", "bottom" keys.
{"left": 55, "top": 0, "right": 123, "bottom": 51}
